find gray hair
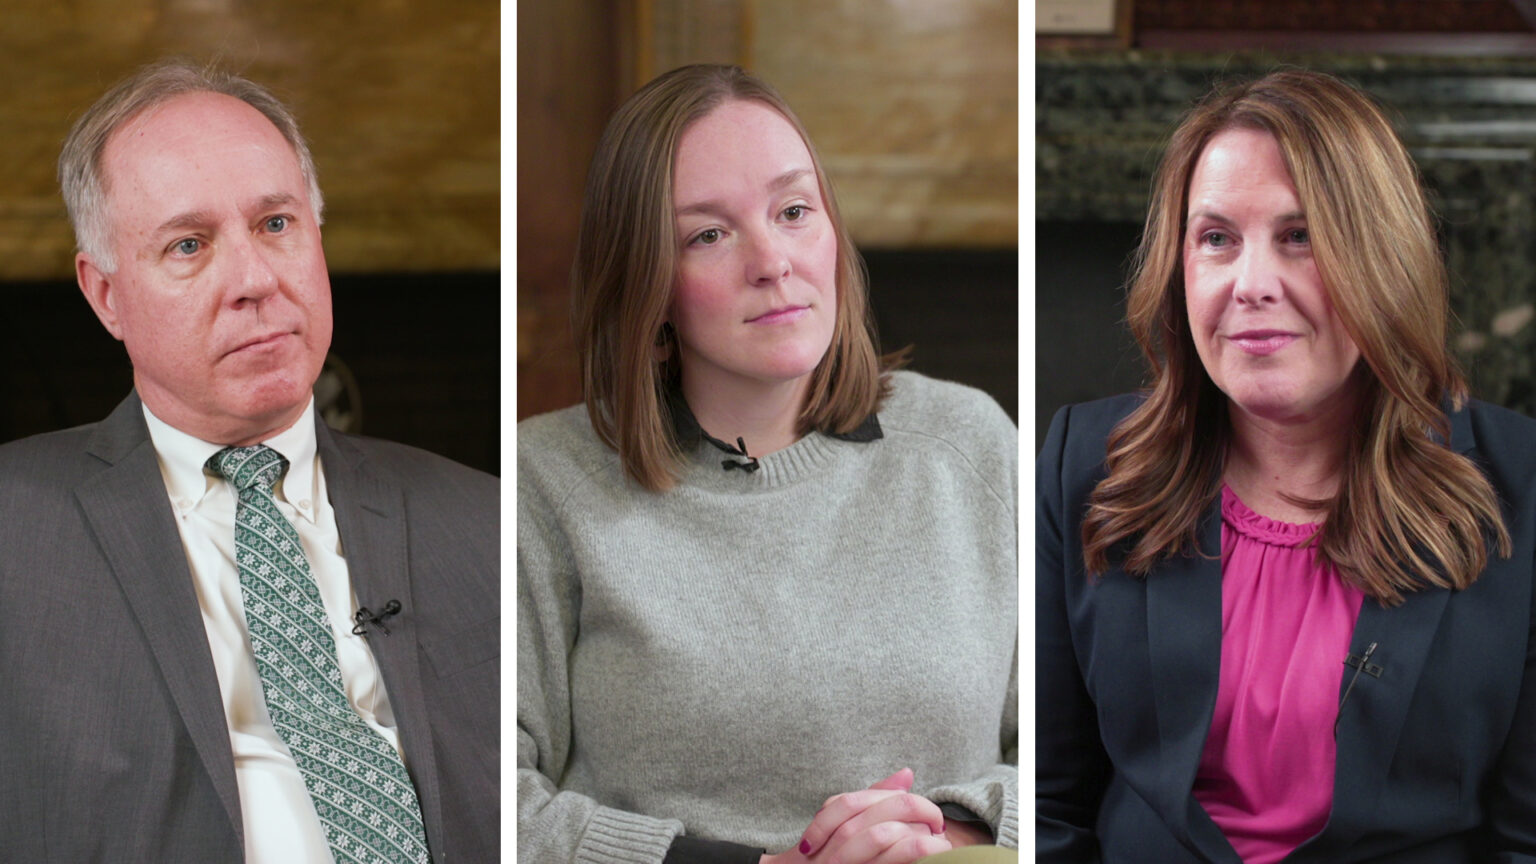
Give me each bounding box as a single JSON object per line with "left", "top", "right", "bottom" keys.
{"left": 58, "top": 59, "right": 325, "bottom": 273}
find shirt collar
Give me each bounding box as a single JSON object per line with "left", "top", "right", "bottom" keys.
{"left": 665, "top": 379, "right": 883, "bottom": 457}
{"left": 142, "top": 398, "right": 320, "bottom": 521}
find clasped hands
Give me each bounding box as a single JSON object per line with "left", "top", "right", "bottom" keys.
{"left": 759, "top": 768, "right": 987, "bottom": 864}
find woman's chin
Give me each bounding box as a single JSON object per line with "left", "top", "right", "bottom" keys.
{"left": 744, "top": 353, "right": 829, "bottom": 388}
{"left": 1227, "top": 395, "right": 1347, "bottom": 428}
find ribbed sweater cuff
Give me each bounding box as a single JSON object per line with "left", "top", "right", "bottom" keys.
{"left": 576, "top": 805, "right": 684, "bottom": 864}
{"left": 927, "top": 777, "right": 1020, "bottom": 850}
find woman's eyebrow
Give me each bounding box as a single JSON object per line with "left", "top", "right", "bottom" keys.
{"left": 1185, "top": 209, "right": 1306, "bottom": 226}
{"left": 769, "top": 167, "right": 815, "bottom": 190}
{"left": 675, "top": 168, "right": 818, "bottom": 218}
{"left": 675, "top": 198, "right": 724, "bottom": 218}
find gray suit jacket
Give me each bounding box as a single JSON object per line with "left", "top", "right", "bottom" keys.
{"left": 0, "top": 393, "right": 499, "bottom": 862}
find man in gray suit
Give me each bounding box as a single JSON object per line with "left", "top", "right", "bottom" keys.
{"left": 0, "top": 61, "right": 498, "bottom": 862}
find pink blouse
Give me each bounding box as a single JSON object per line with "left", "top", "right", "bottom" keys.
{"left": 1191, "top": 486, "right": 1364, "bottom": 864}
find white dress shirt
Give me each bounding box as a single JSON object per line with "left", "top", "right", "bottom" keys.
{"left": 143, "top": 399, "right": 406, "bottom": 864}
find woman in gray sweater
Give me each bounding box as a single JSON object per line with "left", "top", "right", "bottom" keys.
{"left": 517, "top": 64, "right": 1018, "bottom": 864}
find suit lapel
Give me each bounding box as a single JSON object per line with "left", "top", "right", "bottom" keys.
{"left": 1308, "top": 405, "right": 1474, "bottom": 853}
{"left": 73, "top": 395, "right": 244, "bottom": 845}
{"left": 1144, "top": 503, "right": 1242, "bottom": 862}
{"left": 1310, "top": 588, "right": 1450, "bottom": 854}
{"left": 317, "top": 424, "right": 446, "bottom": 857}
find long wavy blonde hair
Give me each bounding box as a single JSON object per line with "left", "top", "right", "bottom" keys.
{"left": 1082, "top": 69, "right": 1509, "bottom": 604}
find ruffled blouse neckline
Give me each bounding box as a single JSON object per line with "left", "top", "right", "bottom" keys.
{"left": 1221, "top": 484, "right": 1320, "bottom": 547}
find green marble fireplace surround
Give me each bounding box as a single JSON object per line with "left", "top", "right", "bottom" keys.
{"left": 1037, "top": 51, "right": 1536, "bottom": 440}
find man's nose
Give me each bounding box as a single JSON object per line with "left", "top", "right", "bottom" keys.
{"left": 227, "top": 234, "right": 281, "bottom": 305}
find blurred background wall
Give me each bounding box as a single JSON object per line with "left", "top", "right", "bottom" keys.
{"left": 1, "top": 0, "right": 500, "bottom": 473}
{"left": 518, "top": 0, "right": 1019, "bottom": 425}
{"left": 1037, "top": 0, "right": 1536, "bottom": 449}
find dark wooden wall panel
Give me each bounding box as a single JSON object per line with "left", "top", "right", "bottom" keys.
{"left": 516, "top": 0, "right": 625, "bottom": 421}
{"left": 1136, "top": 0, "right": 1529, "bottom": 31}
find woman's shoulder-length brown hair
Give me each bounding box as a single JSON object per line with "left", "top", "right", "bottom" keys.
{"left": 570, "top": 63, "right": 891, "bottom": 492}
{"left": 1082, "top": 67, "right": 1509, "bottom": 603}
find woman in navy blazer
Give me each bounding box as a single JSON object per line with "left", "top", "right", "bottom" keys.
{"left": 1037, "top": 70, "right": 1536, "bottom": 862}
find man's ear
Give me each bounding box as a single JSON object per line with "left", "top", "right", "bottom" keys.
{"left": 76, "top": 252, "right": 124, "bottom": 341}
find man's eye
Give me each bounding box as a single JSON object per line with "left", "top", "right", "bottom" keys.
{"left": 265, "top": 215, "right": 289, "bottom": 233}
{"left": 175, "top": 238, "right": 200, "bottom": 255}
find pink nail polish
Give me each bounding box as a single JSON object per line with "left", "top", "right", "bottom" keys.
{"left": 799, "top": 839, "right": 811, "bottom": 855}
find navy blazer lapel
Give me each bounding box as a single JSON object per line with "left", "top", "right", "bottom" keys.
{"left": 72, "top": 395, "right": 244, "bottom": 845}
{"left": 1316, "top": 587, "right": 1451, "bottom": 853}
{"left": 1144, "top": 503, "right": 1241, "bottom": 862}
{"left": 317, "top": 423, "right": 446, "bottom": 857}
{"left": 1308, "top": 405, "right": 1474, "bottom": 853}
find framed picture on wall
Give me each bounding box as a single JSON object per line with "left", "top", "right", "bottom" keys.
{"left": 1036, "top": 0, "right": 1131, "bottom": 49}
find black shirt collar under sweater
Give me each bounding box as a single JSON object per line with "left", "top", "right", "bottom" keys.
{"left": 665, "top": 381, "right": 882, "bottom": 470}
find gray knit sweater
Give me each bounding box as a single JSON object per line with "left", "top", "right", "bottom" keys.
{"left": 517, "top": 371, "right": 1018, "bottom": 863}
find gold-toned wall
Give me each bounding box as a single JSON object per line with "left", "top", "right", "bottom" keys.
{"left": 756, "top": 3, "right": 1017, "bottom": 248}
{"left": 0, "top": 0, "right": 498, "bottom": 281}
{"left": 643, "top": 0, "right": 1018, "bottom": 249}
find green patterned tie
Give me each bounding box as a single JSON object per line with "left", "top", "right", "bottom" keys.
{"left": 209, "top": 445, "right": 430, "bottom": 864}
